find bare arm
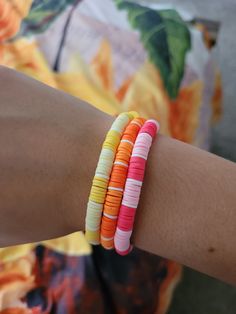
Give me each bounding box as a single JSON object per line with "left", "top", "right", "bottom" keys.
{"left": 0, "top": 67, "right": 110, "bottom": 246}
{"left": 0, "top": 67, "right": 235, "bottom": 285}
{"left": 133, "top": 135, "right": 236, "bottom": 285}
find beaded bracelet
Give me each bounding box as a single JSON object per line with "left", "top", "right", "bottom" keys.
{"left": 85, "top": 111, "right": 138, "bottom": 245}
{"left": 114, "top": 119, "right": 159, "bottom": 255}
{"left": 100, "top": 117, "right": 145, "bottom": 249}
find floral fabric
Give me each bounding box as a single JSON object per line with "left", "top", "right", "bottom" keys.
{"left": 0, "top": 0, "right": 221, "bottom": 313}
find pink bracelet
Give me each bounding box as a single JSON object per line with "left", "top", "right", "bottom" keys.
{"left": 114, "top": 119, "right": 159, "bottom": 255}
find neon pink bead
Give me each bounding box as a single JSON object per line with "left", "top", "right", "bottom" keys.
{"left": 130, "top": 156, "right": 146, "bottom": 165}
{"left": 127, "top": 172, "right": 144, "bottom": 181}
{"left": 114, "top": 119, "right": 159, "bottom": 255}
{"left": 147, "top": 119, "right": 160, "bottom": 132}
{"left": 114, "top": 228, "right": 132, "bottom": 254}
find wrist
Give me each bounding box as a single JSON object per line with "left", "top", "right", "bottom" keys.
{"left": 63, "top": 101, "right": 113, "bottom": 233}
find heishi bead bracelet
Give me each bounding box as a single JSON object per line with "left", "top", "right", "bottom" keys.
{"left": 100, "top": 117, "right": 146, "bottom": 249}
{"left": 85, "top": 111, "right": 138, "bottom": 245}
{"left": 114, "top": 119, "right": 159, "bottom": 255}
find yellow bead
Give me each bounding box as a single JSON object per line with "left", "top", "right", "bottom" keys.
{"left": 85, "top": 112, "right": 140, "bottom": 245}
{"left": 85, "top": 230, "right": 100, "bottom": 245}
{"left": 128, "top": 111, "right": 139, "bottom": 119}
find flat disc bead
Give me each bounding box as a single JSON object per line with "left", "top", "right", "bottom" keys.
{"left": 91, "top": 187, "right": 107, "bottom": 194}
{"left": 106, "top": 204, "right": 120, "bottom": 211}
{"left": 106, "top": 201, "right": 121, "bottom": 208}
{"left": 109, "top": 179, "right": 125, "bottom": 186}
{"left": 123, "top": 189, "right": 141, "bottom": 198}
{"left": 90, "top": 186, "right": 106, "bottom": 195}
{"left": 111, "top": 167, "right": 127, "bottom": 174}
{"left": 85, "top": 112, "right": 138, "bottom": 244}
{"left": 117, "top": 222, "right": 134, "bottom": 232}
{"left": 105, "top": 197, "right": 122, "bottom": 205}
{"left": 89, "top": 196, "right": 105, "bottom": 204}
{"left": 119, "top": 143, "right": 133, "bottom": 152}
{"left": 114, "top": 228, "right": 132, "bottom": 254}
{"left": 111, "top": 172, "right": 127, "bottom": 179}
{"left": 129, "top": 163, "right": 146, "bottom": 170}
{"left": 107, "top": 191, "right": 123, "bottom": 199}
{"left": 127, "top": 173, "right": 144, "bottom": 182}
{"left": 104, "top": 199, "right": 119, "bottom": 206}
{"left": 110, "top": 177, "right": 126, "bottom": 184}
{"left": 104, "top": 207, "right": 120, "bottom": 216}
{"left": 141, "top": 120, "right": 159, "bottom": 136}
{"left": 116, "top": 156, "right": 130, "bottom": 164}
{"left": 110, "top": 171, "right": 127, "bottom": 179}
{"left": 106, "top": 190, "right": 120, "bottom": 197}
{"left": 119, "top": 211, "right": 136, "bottom": 221}
{"left": 93, "top": 177, "right": 108, "bottom": 186}
{"left": 124, "top": 191, "right": 142, "bottom": 200}
{"left": 105, "top": 200, "right": 120, "bottom": 207}
{"left": 129, "top": 164, "right": 145, "bottom": 171}
{"left": 130, "top": 154, "right": 148, "bottom": 161}
{"left": 114, "top": 119, "right": 159, "bottom": 255}
{"left": 90, "top": 190, "right": 107, "bottom": 199}
{"left": 87, "top": 201, "right": 103, "bottom": 209}
{"left": 93, "top": 176, "right": 108, "bottom": 183}
{"left": 102, "top": 228, "right": 114, "bottom": 236}
{"left": 110, "top": 174, "right": 127, "bottom": 182}
{"left": 104, "top": 202, "right": 119, "bottom": 209}
{"left": 114, "top": 163, "right": 128, "bottom": 169}
{"left": 108, "top": 190, "right": 122, "bottom": 197}
{"left": 116, "top": 153, "right": 130, "bottom": 161}
{"left": 101, "top": 234, "right": 114, "bottom": 243}
{"left": 128, "top": 166, "right": 145, "bottom": 173}
{"left": 108, "top": 183, "right": 124, "bottom": 189}
{"left": 101, "top": 239, "right": 114, "bottom": 249}
{"left": 100, "top": 116, "right": 146, "bottom": 249}
{"left": 105, "top": 202, "right": 120, "bottom": 209}
{"left": 128, "top": 169, "right": 143, "bottom": 176}
{"left": 127, "top": 111, "right": 139, "bottom": 119}
{"left": 108, "top": 187, "right": 124, "bottom": 194}
{"left": 102, "top": 222, "right": 116, "bottom": 233}
{"left": 127, "top": 168, "right": 145, "bottom": 175}
{"left": 122, "top": 135, "right": 135, "bottom": 142}
{"left": 102, "top": 218, "right": 114, "bottom": 228}
{"left": 112, "top": 168, "right": 128, "bottom": 175}
{"left": 119, "top": 206, "right": 136, "bottom": 217}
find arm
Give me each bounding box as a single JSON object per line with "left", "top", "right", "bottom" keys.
{"left": 0, "top": 67, "right": 235, "bottom": 285}
{"left": 133, "top": 134, "right": 236, "bottom": 285}
{"left": 0, "top": 66, "right": 111, "bottom": 246}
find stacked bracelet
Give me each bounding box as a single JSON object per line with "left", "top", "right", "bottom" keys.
{"left": 85, "top": 113, "right": 159, "bottom": 255}
{"left": 100, "top": 117, "right": 145, "bottom": 249}
{"left": 85, "top": 111, "right": 138, "bottom": 245}
{"left": 114, "top": 119, "right": 159, "bottom": 255}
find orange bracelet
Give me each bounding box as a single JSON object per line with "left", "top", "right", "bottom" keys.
{"left": 100, "top": 117, "right": 145, "bottom": 249}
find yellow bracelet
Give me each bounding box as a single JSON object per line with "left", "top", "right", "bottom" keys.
{"left": 85, "top": 112, "right": 138, "bottom": 244}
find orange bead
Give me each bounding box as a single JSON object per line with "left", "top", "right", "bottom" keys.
{"left": 100, "top": 117, "right": 146, "bottom": 249}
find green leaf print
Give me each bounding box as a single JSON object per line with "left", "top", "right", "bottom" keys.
{"left": 115, "top": 0, "right": 191, "bottom": 98}
{"left": 20, "top": 0, "right": 79, "bottom": 36}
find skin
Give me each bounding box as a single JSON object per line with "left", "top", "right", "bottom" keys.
{"left": 0, "top": 67, "right": 235, "bottom": 285}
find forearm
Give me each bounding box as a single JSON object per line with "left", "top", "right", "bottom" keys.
{"left": 132, "top": 135, "right": 236, "bottom": 285}
{"left": 0, "top": 67, "right": 112, "bottom": 246}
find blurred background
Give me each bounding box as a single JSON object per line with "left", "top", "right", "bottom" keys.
{"left": 155, "top": 0, "right": 236, "bottom": 162}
